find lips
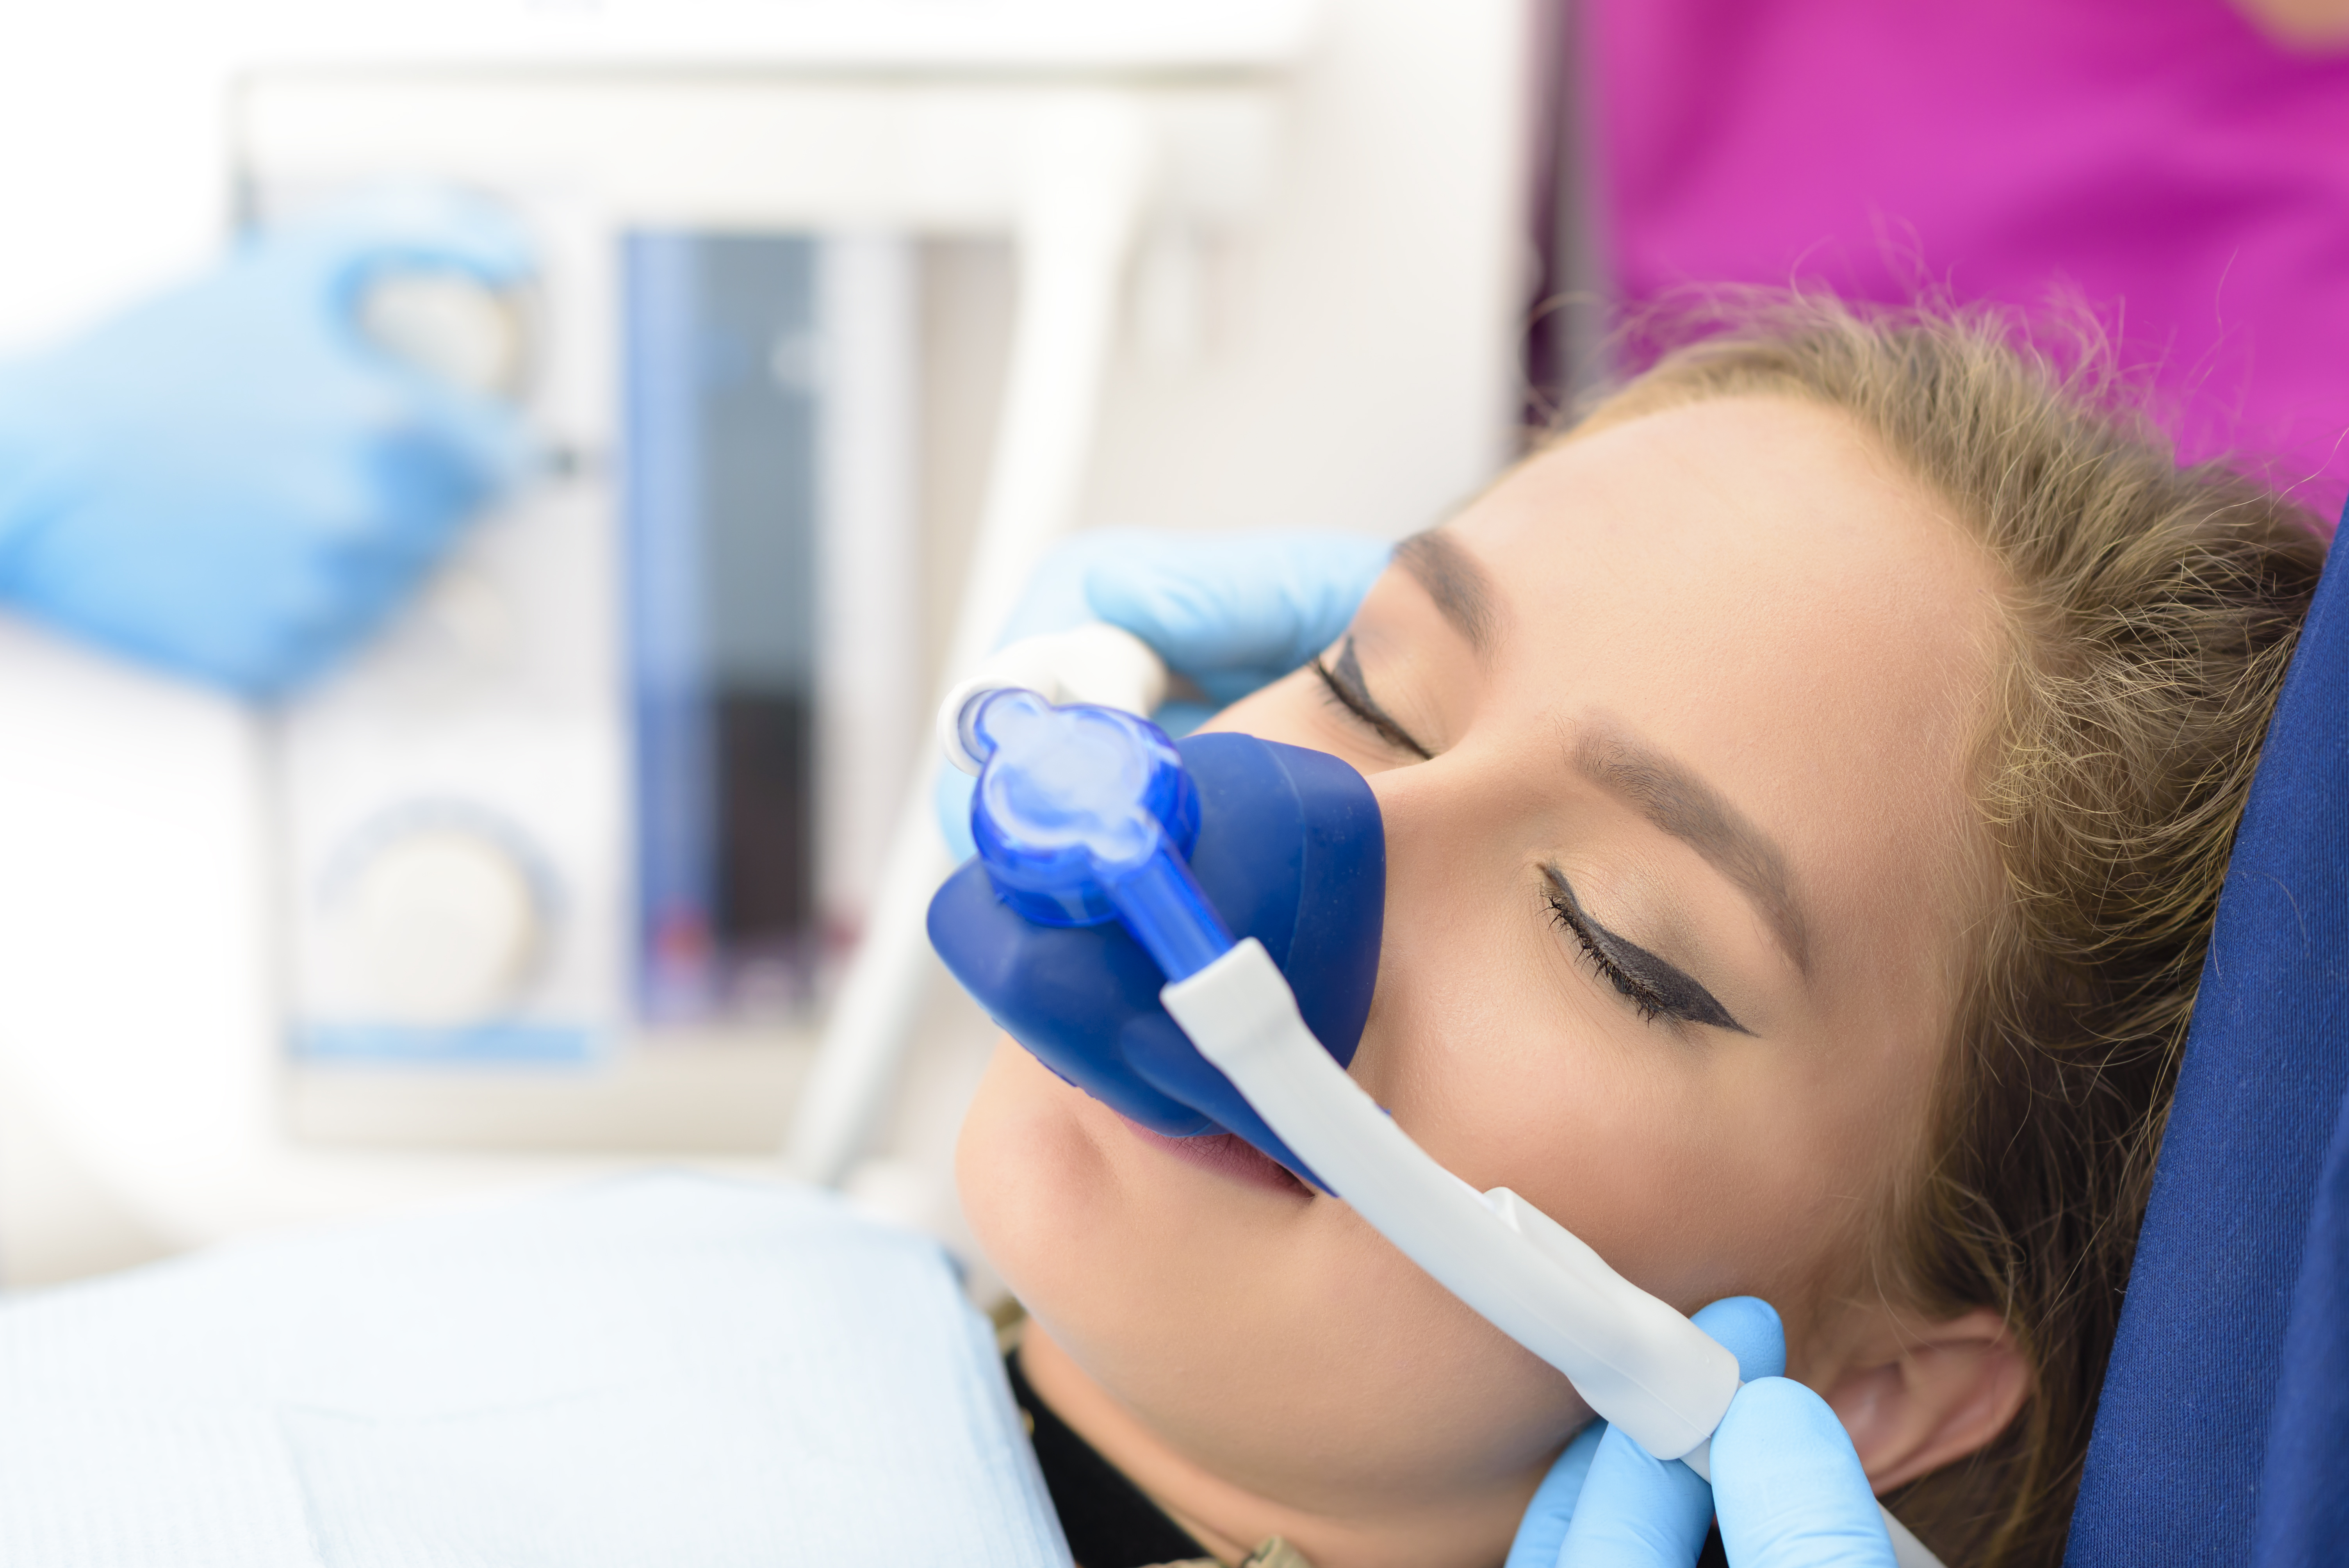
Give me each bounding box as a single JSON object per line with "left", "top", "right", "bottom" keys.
{"left": 1120, "top": 1118, "right": 1312, "bottom": 1197}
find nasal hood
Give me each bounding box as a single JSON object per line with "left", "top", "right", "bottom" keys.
{"left": 928, "top": 729, "right": 1385, "bottom": 1181}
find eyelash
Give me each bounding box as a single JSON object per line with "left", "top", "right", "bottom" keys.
{"left": 1312, "top": 654, "right": 1433, "bottom": 759}
{"left": 1314, "top": 649, "right": 1722, "bottom": 1033}
{"left": 1545, "top": 889, "right": 1670, "bottom": 1026}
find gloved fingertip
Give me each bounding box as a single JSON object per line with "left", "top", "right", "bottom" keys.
{"left": 1504, "top": 1423, "right": 1607, "bottom": 1568}
{"left": 1321, "top": 532, "right": 1402, "bottom": 593}
{"left": 1691, "top": 1296, "right": 1788, "bottom": 1382}
{"left": 1082, "top": 530, "right": 1388, "bottom": 675}
{"left": 1713, "top": 1380, "right": 1897, "bottom": 1568}
{"left": 1554, "top": 1423, "right": 1715, "bottom": 1568}
{"left": 383, "top": 385, "right": 543, "bottom": 521}
{"left": 1717, "top": 1377, "right": 1853, "bottom": 1455}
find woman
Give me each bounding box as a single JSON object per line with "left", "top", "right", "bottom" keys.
{"left": 954, "top": 299, "right": 2328, "bottom": 1568}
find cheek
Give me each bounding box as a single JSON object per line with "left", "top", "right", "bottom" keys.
{"left": 956, "top": 1041, "right": 1128, "bottom": 1314}
{"left": 1365, "top": 950, "right": 1861, "bottom": 1322}
{"left": 1358, "top": 781, "right": 1873, "bottom": 1320}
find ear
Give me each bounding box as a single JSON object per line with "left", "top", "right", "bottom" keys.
{"left": 1815, "top": 1306, "right": 2029, "bottom": 1493}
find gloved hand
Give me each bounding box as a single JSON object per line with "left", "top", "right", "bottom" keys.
{"left": 1506, "top": 1298, "right": 1901, "bottom": 1568}
{"left": 936, "top": 527, "right": 1393, "bottom": 857}
{"left": 0, "top": 187, "right": 536, "bottom": 695}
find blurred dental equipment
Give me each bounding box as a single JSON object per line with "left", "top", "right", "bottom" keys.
{"left": 255, "top": 37, "right": 1296, "bottom": 1142}
{"left": 0, "top": 192, "right": 532, "bottom": 696}
{"left": 927, "top": 661, "right": 1943, "bottom": 1568}
{"left": 1, "top": 0, "right": 1528, "bottom": 1279}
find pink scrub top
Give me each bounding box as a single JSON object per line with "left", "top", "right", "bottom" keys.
{"left": 1591, "top": 0, "right": 2349, "bottom": 519}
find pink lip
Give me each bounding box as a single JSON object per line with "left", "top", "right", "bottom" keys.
{"left": 1119, "top": 1117, "right": 1313, "bottom": 1197}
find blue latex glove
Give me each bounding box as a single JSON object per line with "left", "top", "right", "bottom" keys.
{"left": 1507, "top": 1298, "right": 1900, "bottom": 1568}
{"left": 0, "top": 188, "right": 536, "bottom": 695}
{"left": 1506, "top": 1298, "right": 1786, "bottom": 1568}
{"left": 937, "top": 527, "right": 1393, "bottom": 856}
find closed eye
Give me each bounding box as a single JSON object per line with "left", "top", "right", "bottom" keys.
{"left": 1544, "top": 867, "right": 1750, "bottom": 1035}
{"left": 1313, "top": 636, "right": 1434, "bottom": 759}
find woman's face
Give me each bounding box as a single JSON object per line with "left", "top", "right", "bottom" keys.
{"left": 958, "top": 397, "right": 2010, "bottom": 1566}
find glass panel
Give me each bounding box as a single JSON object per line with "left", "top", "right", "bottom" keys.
{"left": 622, "top": 232, "right": 823, "bottom": 1024}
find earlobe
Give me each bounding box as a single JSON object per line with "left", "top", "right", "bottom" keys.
{"left": 1818, "top": 1306, "right": 2029, "bottom": 1493}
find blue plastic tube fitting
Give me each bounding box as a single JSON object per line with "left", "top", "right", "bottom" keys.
{"left": 964, "top": 690, "right": 1235, "bottom": 980}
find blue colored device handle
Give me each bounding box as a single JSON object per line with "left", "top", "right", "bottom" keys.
{"left": 962, "top": 690, "right": 1235, "bottom": 980}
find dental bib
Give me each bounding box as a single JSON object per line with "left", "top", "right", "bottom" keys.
{"left": 926, "top": 638, "right": 1941, "bottom": 1568}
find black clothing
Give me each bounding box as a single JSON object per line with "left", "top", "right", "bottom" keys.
{"left": 1006, "top": 1348, "right": 1211, "bottom": 1568}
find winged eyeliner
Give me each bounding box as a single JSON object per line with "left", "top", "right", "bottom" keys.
{"left": 1544, "top": 867, "right": 1752, "bottom": 1035}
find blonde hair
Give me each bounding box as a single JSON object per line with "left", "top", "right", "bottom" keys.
{"left": 1563, "top": 296, "right": 2328, "bottom": 1566}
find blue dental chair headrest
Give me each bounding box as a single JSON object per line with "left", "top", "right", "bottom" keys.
{"left": 2066, "top": 502, "right": 2349, "bottom": 1566}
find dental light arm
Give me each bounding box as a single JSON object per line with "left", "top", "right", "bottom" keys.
{"left": 937, "top": 633, "right": 1942, "bottom": 1568}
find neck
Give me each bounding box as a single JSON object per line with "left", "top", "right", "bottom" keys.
{"left": 1017, "top": 1326, "right": 1531, "bottom": 1568}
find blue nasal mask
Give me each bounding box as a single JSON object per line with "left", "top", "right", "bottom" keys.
{"left": 928, "top": 688, "right": 1383, "bottom": 1185}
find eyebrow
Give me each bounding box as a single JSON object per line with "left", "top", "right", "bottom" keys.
{"left": 1395, "top": 529, "right": 1503, "bottom": 655}
{"left": 1572, "top": 727, "right": 1813, "bottom": 976}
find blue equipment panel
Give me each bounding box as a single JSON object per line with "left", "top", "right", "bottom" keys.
{"left": 623, "top": 233, "right": 825, "bottom": 1025}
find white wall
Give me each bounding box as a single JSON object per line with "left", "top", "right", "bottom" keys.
{"left": 1082, "top": 0, "right": 1529, "bottom": 540}
{"left": 0, "top": 5, "right": 237, "bottom": 355}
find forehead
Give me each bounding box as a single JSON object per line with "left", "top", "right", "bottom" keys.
{"left": 1443, "top": 396, "right": 2007, "bottom": 975}
{"left": 1464, "top": 397, "right": 1994, "bottom": 643}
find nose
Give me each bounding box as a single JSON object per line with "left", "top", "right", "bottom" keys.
{"left": 1344, "top": 745, "right": 1516, "bottom": 1095}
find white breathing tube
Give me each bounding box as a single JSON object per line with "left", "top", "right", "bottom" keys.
{"left": 951, "top": 627, "right": 1944, "bottom": 1568}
